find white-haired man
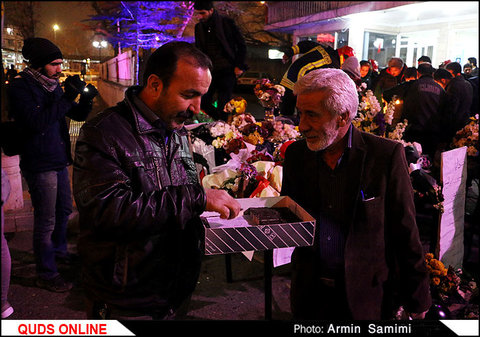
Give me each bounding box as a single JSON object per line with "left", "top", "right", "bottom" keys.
{"left": 281, "top": 68, "right": 431, "bottom": 320}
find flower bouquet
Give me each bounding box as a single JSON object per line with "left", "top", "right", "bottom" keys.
{"left": 253, "top": 78, "right": 285, "bottom": 121}
{"left": 451, "top": 114, "right": 479, "bottom": 157}
{"left": 223, "top": 97, "right": 247, "bottom": 123}
{"left": 353, "top": 92, "right": 407, "bottom": 141}
{"left": 425, "top": 253, "right": 461, "bottom": 300}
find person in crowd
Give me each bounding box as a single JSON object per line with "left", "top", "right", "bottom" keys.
{"left": 279, "top": 39, "right": 355, "bottom": 117}
{"left": 383, "top": 67, "right": 417, "bottom": 101}
{"left": 372, "top": 57, "right": 406, "bottom": 104}
{"left": 401, "top": 63, "right": 452, "bottom": 159}
{"left": 281, "top": 68, "right": 431, "bottom": 320}
{"left": 468, "top": 57, "right": 478, "bottom": 77}
{"left": 433, "top": 68, "right": 471, "bottom": 144}
{"left": 5, "top": 65, "right": 17, "bottom": 84}
{"left": 1, "top": 169, "right": 13, "bottom": 318}
{"left": 381, "top": 66, "right": 418, "bottom": 125}
{"left": 433, "top": 68, "right": 453, "bottom": 89}
{"left": 417, "top": 55, "right": 431, "bottom": 66}
{"left": 341, "top": 56, "right": 362, "bottom": 90}
{"left": 404, "top": 67, "right": 418, "bottom": 82}
{"left": 73, "top": 41, "right": 241, "bottom": 320}
{"left": 193, "top": 0, "right": 247, "bottom": 121}
{"left": 6, "top": 38, "right": 97, "bottom": 293}
{"left": 359, "top": 60, "right": 377, "bottom": 90}
{"left": 445, "top": 62, "right": 474, "bottom": 119}
{"left": 463, "top": 63, "right": 473, "bottom": 78}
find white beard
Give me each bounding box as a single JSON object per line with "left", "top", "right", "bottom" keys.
{"left": 305, "top": 122, "right": 339, "bottom": 152}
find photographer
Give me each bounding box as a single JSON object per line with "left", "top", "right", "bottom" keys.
{"left": 6, "top": 37, "right": 98, "bottom": 293}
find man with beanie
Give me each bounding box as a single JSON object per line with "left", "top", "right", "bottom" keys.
{"left": 6, "top": 37, "right": 98, "bottom": 292}
{"left": 194, "top": 0, "right": 247, "bottom": 121}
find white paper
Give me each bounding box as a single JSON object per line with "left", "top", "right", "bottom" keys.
{"left": 273, "top": 247, "right": 294, "bottom": 267}
{"left": 438, "top": 147, "right": 467, "bottom": 270}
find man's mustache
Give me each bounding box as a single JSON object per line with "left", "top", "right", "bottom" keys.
{"left": 176, "top": 110, "right": 193, "bottom": 119}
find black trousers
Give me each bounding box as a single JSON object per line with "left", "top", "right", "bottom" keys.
{"left": 291, "top": 275, "right": 352, "bottom": 320}
{"left": 201, "top": 68, "right": 236, "bottom": 121}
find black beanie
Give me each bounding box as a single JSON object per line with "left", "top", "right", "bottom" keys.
{"left": 22, "top": 38, "right": 63, "bottom": 68}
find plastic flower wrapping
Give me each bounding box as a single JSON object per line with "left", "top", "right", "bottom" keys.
{"left": 253, "top": 79, "right": 285, "bottom": 108}
{"left": 188, "top": 97, "right": 300, "bottom": 198}
{"left": 451, "top": 114, "right": 479, "bottom": 157}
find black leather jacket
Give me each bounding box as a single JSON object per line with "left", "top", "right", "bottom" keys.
{"left": 73, "top": 87, "right": 206, "bottom": 312}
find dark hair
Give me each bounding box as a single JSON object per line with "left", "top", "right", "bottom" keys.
{"left": 445, "top": 62, "right": 462, "bottom": 75}
{"left": 404, "top": 67, "right": 417, "bottom": 79}
{"left": 143, "top": 41, "right": 212, "bottom": 87}
{"left": 468, "top": 57, "right": 477, "bottom": 66}
{"left": 417, "top": 63, "right": 435, "bottom": 76}
{"left": 359, "top": 60, "right": 371, "bottom": 68}
{"left": 418, "top": 55, "right": 431, "bottom": 63}
{"left": 433, "top": 68, "right": 453, "bottom": 81}
{"left": 194, "top": 0, "right": 214, "bottom": 10}
{"left": 464, "top": 63, "right": 472, "bottom": 70}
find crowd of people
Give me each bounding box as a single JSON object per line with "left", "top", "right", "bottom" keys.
{"left": 1, "top": 0, "right": 478, "bottom": 322}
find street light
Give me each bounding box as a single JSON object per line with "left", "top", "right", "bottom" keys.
{"left": 92, "top": 40, "right": 108, "bottom": 61}
{"left": 53, "top": 24, "right": 59, "bottom": 42}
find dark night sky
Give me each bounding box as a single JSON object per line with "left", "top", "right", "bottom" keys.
{"left": 34, "top": 1, "right": 96, "bottom": 40}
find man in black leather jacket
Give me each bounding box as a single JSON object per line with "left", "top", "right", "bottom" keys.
{"left": 73, "top": 42, "right": 240, "bottom": 320}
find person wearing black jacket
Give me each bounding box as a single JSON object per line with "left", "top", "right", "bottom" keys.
{"left": 73, "top": 42, "right": 240, "bottom": 320}
{"left": 400, "top": 63, "right": 449, "bottom": 158}
{"left": 372, "top": 57, "right": 406, "bottom": 104}
{"left": 445, "top": 62, "right": 474, "bottom": 119}
{"left": 194, "top": 0, "right": 247, "bottom": 121}
{"left": 6, "top": 38, "right": 97, "bottom": 292}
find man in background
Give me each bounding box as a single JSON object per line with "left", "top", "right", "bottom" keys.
{"left": 6, "top": 38, "right": 97, "bottom": 292}
{"left": 194, "top": 0, "right": 247, "bottom": 121}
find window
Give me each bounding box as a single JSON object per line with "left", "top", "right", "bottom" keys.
{"left": 363, "top": 31, "right": 397, "bottom": 68}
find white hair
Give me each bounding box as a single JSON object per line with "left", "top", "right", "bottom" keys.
{"left": 293, "top": 68, "right": 358, "bottom": 121}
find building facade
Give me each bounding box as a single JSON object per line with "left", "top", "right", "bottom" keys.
{"left": 264, "top": 1, "right": 479, "bottom": 68}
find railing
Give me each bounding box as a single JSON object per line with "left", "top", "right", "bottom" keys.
{"left": 100, "top": 50, "right": 135, "bottom": 86}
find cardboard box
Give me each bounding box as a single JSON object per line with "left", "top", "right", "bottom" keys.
{"left": 201, "top": 196, "right": 316, "bottom": 255}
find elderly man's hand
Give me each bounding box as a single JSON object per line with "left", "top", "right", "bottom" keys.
{"left": 205, "top": 189, "right": 241, "bottom": 219}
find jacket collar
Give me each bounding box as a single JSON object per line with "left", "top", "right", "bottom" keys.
{"left": 122, "top": 86, "right": 187, "bottom": 139}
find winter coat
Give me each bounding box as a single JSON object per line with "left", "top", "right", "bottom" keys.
{"left": 73, "top": 87, "right": 206, "bottom": 313}
{"left": 6, "top": 72, "right": 91, "bottom": 172}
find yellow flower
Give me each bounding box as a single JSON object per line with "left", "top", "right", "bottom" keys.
{"left": 430, "top": 259, "right": 445, "bottom": 271}
{"left": 432, "top": 277, "right": 441, "bottom": 286}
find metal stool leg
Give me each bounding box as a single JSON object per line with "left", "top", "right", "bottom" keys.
{"left": 225, "top": 254, "right": 233, "bottom": 283}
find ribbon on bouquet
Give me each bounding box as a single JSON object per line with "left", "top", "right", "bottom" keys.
{"left": 249, "top": 175, "right": 270, "bottom": 198}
